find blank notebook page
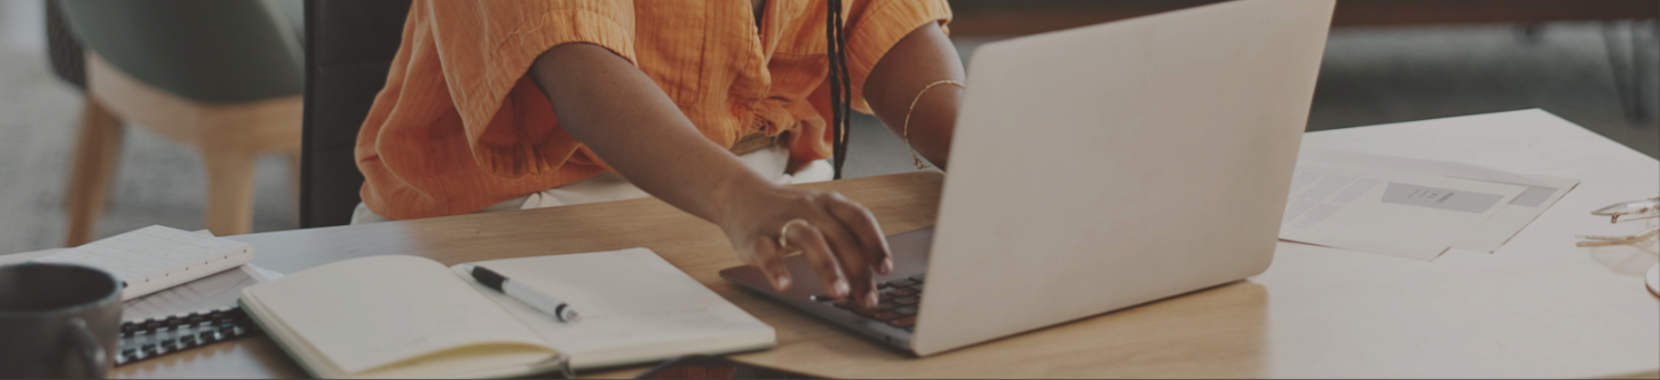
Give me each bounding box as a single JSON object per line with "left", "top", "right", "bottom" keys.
{"left": 247, "top": 255, "right": 552, "bottom": 375}
{"left": 455, "top": 248, "right": 775, "bottom": 368}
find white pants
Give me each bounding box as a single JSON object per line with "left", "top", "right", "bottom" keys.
{"left": 351, "top": 143, "right": 833, "bottom": 224}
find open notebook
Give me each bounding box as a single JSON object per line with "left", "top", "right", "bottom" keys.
{"left": 239, "top": 248, "right": 775, "bottom": 379}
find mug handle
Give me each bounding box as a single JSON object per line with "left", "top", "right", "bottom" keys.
{"left": 65, "top": 319, "right": 107, "bottom": 379}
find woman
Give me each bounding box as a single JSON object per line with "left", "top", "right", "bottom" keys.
{"left": 353, "top": 0, "right": 965, "bottom": 310}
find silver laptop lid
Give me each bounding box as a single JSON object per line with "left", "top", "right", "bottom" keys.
{"left": 913, "top": 0, "right": 1334, "bottom": 356}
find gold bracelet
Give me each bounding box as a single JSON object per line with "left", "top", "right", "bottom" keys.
{"left": 903, "top": 80, "right": 963, "bottom": 170}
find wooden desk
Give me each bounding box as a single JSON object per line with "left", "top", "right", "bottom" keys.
{"left": 112, "top": 110, "right": 1657, "bottom": 378}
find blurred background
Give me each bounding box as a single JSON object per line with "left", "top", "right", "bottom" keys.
{"left": 0, "top": 0, "right": 1654, "bottom": 255}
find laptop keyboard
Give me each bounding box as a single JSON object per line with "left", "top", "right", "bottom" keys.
{"left": 812, "top": 273, "right": 926, "bottom": 331}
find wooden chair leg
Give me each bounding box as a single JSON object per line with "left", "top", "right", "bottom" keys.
{"left": 202, "top": 147, "right": 257, "bottom": 236}
{"left": 63, "top": 96, "right": 124, "bottom": 247}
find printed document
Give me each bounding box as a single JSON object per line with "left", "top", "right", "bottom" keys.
{"left": 1281, "top": 162, "right": 1525, "bottom": 260}
{"left": 1297, "top": 149, "right": 1579, "bottom": 252}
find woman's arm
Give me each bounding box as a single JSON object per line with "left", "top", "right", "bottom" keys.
{"left": 864, "top": 22, "right": 966, "bottom": 170}
{"left": 527, "top": 43, "right": 891, "bottom": 308}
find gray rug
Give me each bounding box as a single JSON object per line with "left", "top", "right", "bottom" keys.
{"left": 0, "top": 0, "right": 1653, "bottom": 255}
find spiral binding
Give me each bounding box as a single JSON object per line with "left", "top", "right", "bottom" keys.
{"left": 115, "top": 306, "right": 261, "bottom": 366}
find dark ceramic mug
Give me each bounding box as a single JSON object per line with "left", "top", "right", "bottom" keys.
{"left": 0, "top": 263, "right": 122, "bottom": 379}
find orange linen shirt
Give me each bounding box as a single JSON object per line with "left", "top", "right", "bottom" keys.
{"left": 356, "top": 0, "right": 952, "bottom": 220}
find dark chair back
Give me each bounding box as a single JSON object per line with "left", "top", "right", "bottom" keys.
{"left": 58, "top": 0, "right": 304, "bottom": 103}
{"left": 45, "top": 0, "right": 86, "bottom": 89}
{"left": 299, "top": 0, "right": 410, "bottom": 227}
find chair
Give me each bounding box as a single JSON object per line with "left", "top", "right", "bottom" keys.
{"left": 298, "top": 0, "right": 410, "bottom": 228}
{"left": 56, "top": 0, "right": 305, "bottom": 244}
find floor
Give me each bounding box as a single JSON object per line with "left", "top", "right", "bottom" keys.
{"left": 0, "top": 0, "right": 1654, "bottom": 255}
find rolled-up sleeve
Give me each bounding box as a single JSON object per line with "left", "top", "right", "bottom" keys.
{"left": 843, "top": 0, "right": 952, "bottom": 112}
{"left": 424, "top": 0, "right": 636, "bottom": 177}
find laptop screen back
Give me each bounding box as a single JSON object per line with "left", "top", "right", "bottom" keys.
{"left": 913, "top": 0, "right": 1335, "bottom": 356}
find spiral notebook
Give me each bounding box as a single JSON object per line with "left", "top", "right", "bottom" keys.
{"left": 115, "top": 263, "right": 282, "bottom": 367}
{"left": 240, "top": 248, "right": 776, "bottom": 379}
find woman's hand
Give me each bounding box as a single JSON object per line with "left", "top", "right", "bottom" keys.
{"left": 719, "top": 184, "right": 893, "bottom": 309}
{"left": 529, "top": 43, "right": 892, "bottom": 309}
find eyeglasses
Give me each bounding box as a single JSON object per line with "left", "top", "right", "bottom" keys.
{"left": 1577, "top": 197, "right": 1659, "bottom": 247}
{"left": 1591, "top": 197, "right": 1658, "bottom": 223}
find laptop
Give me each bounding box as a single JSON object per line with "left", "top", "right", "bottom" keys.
{"left": 721, "top": 0, "right": 1334, "bottom": 356}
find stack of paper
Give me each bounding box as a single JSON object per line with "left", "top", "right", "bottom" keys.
{"left": 12, "top": 226, "right": 281, "bottom": 320}
{"left": 1279, "top": 149, "right": 1578, "bottom": 260}
{"left": 123, "top": 263, "right": 282, "bottom": 322}
{"left": 34, "top": 225, "right": 255, "bottom": 299}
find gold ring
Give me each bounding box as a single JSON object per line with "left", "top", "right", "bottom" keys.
{"left": 778, "top": 219, "right": 811, "bottom": 250}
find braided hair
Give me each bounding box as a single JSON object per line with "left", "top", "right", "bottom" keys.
{"left": 826, "top": 0, "right": 851, "bottom": 179}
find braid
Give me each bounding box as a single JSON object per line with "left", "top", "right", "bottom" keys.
{"left": 826, "top": 0, "right": 851, "bottom": 179}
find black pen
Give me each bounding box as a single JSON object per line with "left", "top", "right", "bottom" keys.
{"left": 463, "top": 264, "right": 580, "bottom": 322}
